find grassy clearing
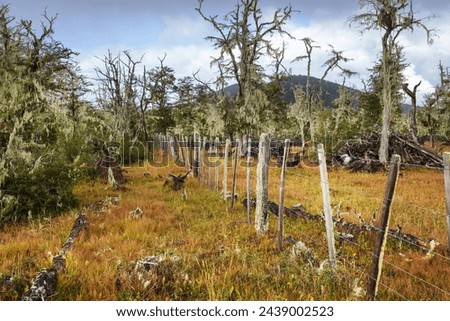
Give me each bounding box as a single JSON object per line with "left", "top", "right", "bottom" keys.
{"left": 1, "top": 154, "right": 449, "bottom": 301}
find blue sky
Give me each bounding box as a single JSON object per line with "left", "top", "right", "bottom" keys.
{"left": 5, "top": 0, "right": 450, "bottom": 104}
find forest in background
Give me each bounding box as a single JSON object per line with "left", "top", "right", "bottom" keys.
{"left": 1, "top": 0, "right": 449, "bottom": 227}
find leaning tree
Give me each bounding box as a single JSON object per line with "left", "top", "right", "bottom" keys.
{"left": 350, "top": 0, "right": 434, "bottom": 163}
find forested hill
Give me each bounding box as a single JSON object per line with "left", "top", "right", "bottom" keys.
{"left": 225, "top": 74, "right": 361, "bottom": 107}
{"left": 225, "top": 75, "right": 415, "bottom": 112}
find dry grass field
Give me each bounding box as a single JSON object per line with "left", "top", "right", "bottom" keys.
{"left": 1, "top": 152, "right": 449, "bottom": 301}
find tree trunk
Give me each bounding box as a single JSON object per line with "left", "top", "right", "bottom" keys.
{"left": 255, "top": 133, "right": 270, "bottom": 234}
{"left": 141, "top": 112, "right": 149, "bottom": 144}
{"left": 403, "top": 81, "right": 421, "bottom": 144}
{"left": 299, "top": 118, "right": 305, "bottom": 149}
{"left": 379, "top": 42, "right": 392, "bottom": 164}
{"left": 306, "top": 52, "right": 315, "bottom": 148}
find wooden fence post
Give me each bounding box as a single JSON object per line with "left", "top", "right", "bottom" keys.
{"left": 164, "top": 134, "right": 170, "bottom": 156}
{"left": 188, "top": 136, "right": 193, "bottom": 170}
{"left": 160, "top": 134, "right": 165, "bottom": 155}
{"left": 208, "top": 142, "right": 212, "bottom": 190}
{"left": 202, "top": 137, "right": 207, "bottom": 183}
{"left": 183, "top": 136, "right": 188, "bottom": 167}
{"left": 183, "top": 136, "right": 189, "bottom": 169}
{"left": 215, "top": 137, "right": 219, "bottom": 193}
{"left": 255, "top": 133, "right": 270, "bottom": 234}
{"left": 366, "top": 154, "right": 401, "bottom": 301}
{"left": 193, "top": 133, "right": 200, "bottom": 178}
{"left": 175, "top": 135, "right": 184, "bottom": 165}
{"left": 444, "top": 152, "right": 450, "bottom": 255}
{"left": 230, "top": 139, "right": 240, "bottom": 209}
{"left": 277, "top": 139, "right": 290, "bottom": 252}
{"left": 169, "top": 135, "right": 178, "bottom": 163}
{"left": 317, "top": 143, "right": 336, "bottom": 269}
{"left": 246, "top": 137, "right": 252, "bottom": 224}
{"left": 199, "top": 136, "right": 203, "bottom": 181}
{"left": 222, "top": 139, "right": 230, "bottom": 201}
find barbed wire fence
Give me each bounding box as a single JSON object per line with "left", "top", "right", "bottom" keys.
{"left": 159, "top": 133, "right": 450, "bottom": 300}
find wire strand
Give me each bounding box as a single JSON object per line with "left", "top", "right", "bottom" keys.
{"left": 284, "top": 219, "right": 411, "bottom": 300}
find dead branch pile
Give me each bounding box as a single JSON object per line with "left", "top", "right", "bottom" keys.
{"left": 335, "top": 132, "right": 443, "bottom": 172}
{"left": 23, "top": 213, "right": 89, "bottom": 301}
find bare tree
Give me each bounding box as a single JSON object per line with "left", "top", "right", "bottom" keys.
{"left": 94, "top": 51, "right": 142, "bottom": 140}
{"left": 138, "top": 65, "right": 150, "bottom": 143}
{"left": 293, "top": 38, "right": 320, "bottom": 147}
{"left": 293, "top": 40, "right": 355, "bottom": 148}
{"left": 350, "top": 0, "right": 434, "bottom": 163}
{"left": 196, "top": 0, "right": 294, "bottom": 103}
{"left": 402, "top": 80, "right": 421, "bottom": 143}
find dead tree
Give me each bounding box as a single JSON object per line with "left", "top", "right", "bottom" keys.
{"left": 351, "top": 0, "right": 434, "bottom": 164}
{"left": 402, "top": 81, "right": 421, "bottom": 143}
{"left": 196, "top": 0, "right": 294, "bottom": 103}
{"left": 164, "top": 169, "right": 192, "bottom": 191}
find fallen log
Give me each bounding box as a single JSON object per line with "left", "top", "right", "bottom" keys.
{"left": 242, "top": 198, "right": 438, "bottom": 252}
{"left": 23, "top": 213, "right": 89, "bottom": 301}
{"left": 60, "top": 213, "right": 89, "bottom": 255}
{"left": 22, "top": 269, "right": 58, "bottom": 301}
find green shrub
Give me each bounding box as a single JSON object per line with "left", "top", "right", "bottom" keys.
{"left": 0, "top": 155, "right": 78, "bottom": 226}
{"left": 121, "top": 135, "right": 149, "bottom": 167}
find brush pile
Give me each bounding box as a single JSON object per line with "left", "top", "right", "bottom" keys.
{"left": 335, "top": 133, "right": 443, "bottom": 172}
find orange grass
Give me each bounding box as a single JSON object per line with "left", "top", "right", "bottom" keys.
{"left": 1, "top": 151, "right": 449, "bottom": 301}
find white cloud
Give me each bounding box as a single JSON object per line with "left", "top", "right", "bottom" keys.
{"left": 77, "top": 42, "right": 217, "bottom": 89}
{"left": 158, "top": 15, "right": 209, "bottom": 45}
{"left": 276, "top": 8, "right": 450, "bottom": 103}
{"left": 76, "top": 2, "right": 450, "bottom": 108}
{"left": 402, "top": 65, "right": 435, "bottom": 104}
{"left": 140, "top": 44, "right": 216, "bottom": 80}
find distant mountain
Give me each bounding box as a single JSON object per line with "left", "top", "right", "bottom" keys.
{"left": 283, "top": 75, "right": 361, "bottom": 106}
{"left": 225, "top": 75, "right": 413, "bottom": 113}
{"left": 224, "top": 74, "right": 361, "bottom": 107}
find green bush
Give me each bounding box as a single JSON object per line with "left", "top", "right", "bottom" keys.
{"left": 121, "top": 135, "right": 149, "bottom": 167}
{"left": 0, "top": 155, "right": 78, "bottom": 226}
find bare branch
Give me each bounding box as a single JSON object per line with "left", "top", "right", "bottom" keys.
{"left": 196, "top": 0, "right": 295, "bottom": 101}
